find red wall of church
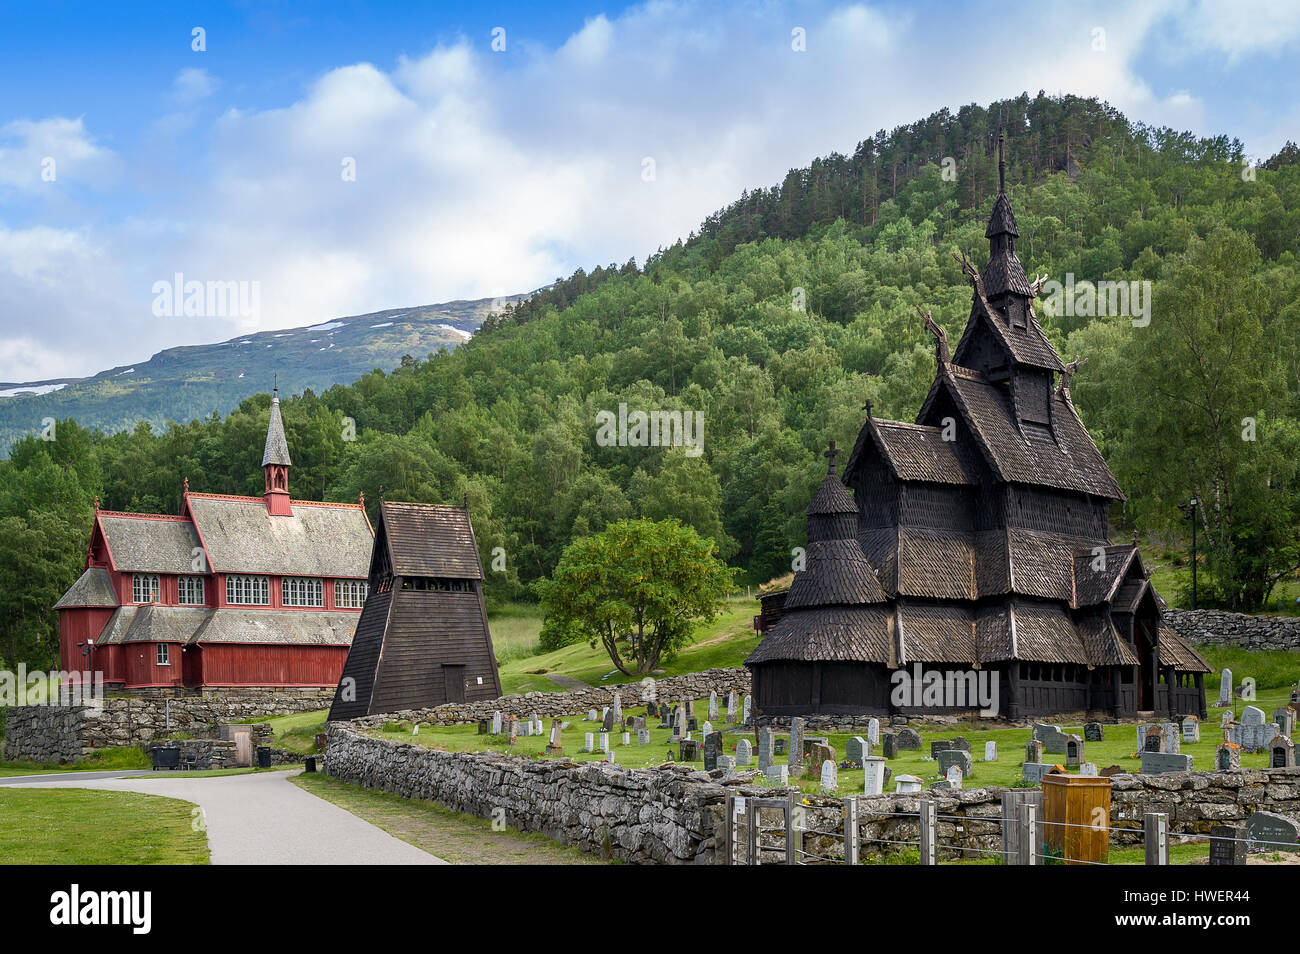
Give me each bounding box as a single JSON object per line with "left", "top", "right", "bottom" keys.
{"left": 194, "top": 644, "right": 347, "bottom": 687}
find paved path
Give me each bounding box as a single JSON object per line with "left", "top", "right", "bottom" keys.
{"left": 0, "top": 769, "right": 151, "bottom": 785}
{"left": 7, "top": 769, "right": 444, "bottom": 865}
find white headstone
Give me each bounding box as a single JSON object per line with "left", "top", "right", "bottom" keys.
{"left": 867, "top": 718, "right": 880, "bottom": 745}
{"left": 742, "top": 695, "right": 752, "bottom": 725}
{"left": 945, "top": 765, "right": 963, "bottom": 790}
{"left": 894, "top": 774, "right": 922, "bottom": 794}
{"left": 1217, "top": 668, "right": 1233, "bottom": 707}
{"left": 491, "top": 711, "right": 503, "bottom": 735}
{"left": 984, "top": 741, "right": 997, "bottom": 762}
{"left": 584, "top": 732, "right": 594, "bottom": 752}
{"left": 819, "top": 759, "right": 838, "bottom": 793}
{"left": 599, "top": 732, "right": 610, "bottom": 753}
{"left": 863, "top": 757, "right": 885, "bottom": 796}
{"left": 736, "top": 738, "right": 752, "bottom": 766}
{"left": 637, "top": 728, "right": 650, "bottom": 745}
{"left": 621, "top": 731, "right": 630, "bottom": 746}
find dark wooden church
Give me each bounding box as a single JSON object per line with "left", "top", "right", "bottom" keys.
{"left": 747, "top": 135, "right": 1208, "bottom": 722}
{"left": 328, "top": 500, "right": 501, "bottom": 720}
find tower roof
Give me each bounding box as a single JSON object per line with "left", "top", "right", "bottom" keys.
{"left": 262, "top": 389, "right": 292, "bottom": 467}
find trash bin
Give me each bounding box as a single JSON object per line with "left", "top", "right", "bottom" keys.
{"left": 151, "top": 746, "right": 181, "bottom": 770}
{"left": 304, "top": 756, "right": 317, "bottom": 773}
{"left": 1041, "top": 773, "right": 1111, "bottom": 865}
{"left": 256, "top": 746, "right": 273, "bottom": 768}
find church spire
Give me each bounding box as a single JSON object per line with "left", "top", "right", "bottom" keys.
{"left": 262, "top": 384, "right": 293, "bottom": 515}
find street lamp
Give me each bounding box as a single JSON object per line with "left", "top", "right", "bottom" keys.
{"left": 1178, "top": 496, "right": 1199, "bottom": 609}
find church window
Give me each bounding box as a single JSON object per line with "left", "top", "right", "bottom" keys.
{"left": 133, "top": 574, "right": 160, "bottom": 604}
{"left": 226, "top": 574, "right": 270, "bottom": 605}
{"left": 283, "top": 577, "right": 323, "bottom": 607}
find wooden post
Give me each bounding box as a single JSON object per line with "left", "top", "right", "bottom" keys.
{"left": 786, "top": 793, "right": 803, "bottom": 865}
{"left": 746, "top": 799, "right": 758, "bottom": 866}
{"left": 919, "top": 798, "right": 937, "bottom": 865}
{"left": 1020, "top": 801, "right": 1038, "bottom": 866}
{"left": 724, "top": 794, "right": 735, "bottom": 865}
{"left": 1145, "top": 812, "right": 1168, "bottom": 865}
{"left": 843, "top": 797, "right": 859, "bottom": 865}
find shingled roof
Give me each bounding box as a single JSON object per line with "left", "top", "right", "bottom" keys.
{"left": 193, "top": 609, "right": 357, "bottom": 646}
{"left": 95, "top": 514, "right": 203, "bottom": 574}
{"left": 377, "top": 500, "right": 483, "bottom": 579}
{"left": 847, "top": 418, "right": 981, "bottom": 486}
{"left": 262, "top": 391, "right": 292, "bottom": 467}
{"left": 55, "top": 567, "right": 119, "bottom": 609}
{"left": 186, "top": 495, "right": 371, "bottom": 577}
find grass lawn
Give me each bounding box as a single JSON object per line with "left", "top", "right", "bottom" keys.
{"left": 0, "top": 745, "right": 151, "bottom": 777}
{"left": 293, "top": 772, "right": 609, "bottom": 864}
{"left": 497, "top": 596, "right": 759, "bottom": 694}
{"left": 259, "top": 709, "right": 329, "bottom": 754}
{"left": 372, "top": 689, "right": 1296, "bottom": 798}
{"left": 0, "top": 788, "right": 209, "bottom": 864}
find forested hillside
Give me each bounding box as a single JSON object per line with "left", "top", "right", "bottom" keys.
{"left": 5, "top": 93, "right": 1300, "bottom": 670}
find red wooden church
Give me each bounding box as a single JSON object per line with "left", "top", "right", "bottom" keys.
{"left": 54, "top": 390, "right": 374, "bottom": 689}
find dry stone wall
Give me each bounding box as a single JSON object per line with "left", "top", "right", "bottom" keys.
{"left": 3, "top": 687, "right": 332, "bottom": 762}
{"left": 1164, "top": 608, "right": 1300, "bottom": 653}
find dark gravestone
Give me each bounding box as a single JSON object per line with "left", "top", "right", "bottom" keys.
{"left": 937, "top": 749, "right": 973, "bottom": 777}
{"left": 948, "top": 737, "right": 971, "bottom": 753}
{"left": 881, "top": 733, "right": 899, "bottom": 759}
{"left": 687, "top": 717, "right": 698, "bottom": 732}
{"left": 679, "top": 738, "right": 701, "bottom": 762}
{"left": 477, "top": 719, "right": 490, "bottom": 735}
{"left": 602, "top": 708, "right": 615, "bottom": 732}
{"left": 897, "top": 728, "right": 922, "bottom": 750}
{"left": 1245, "top": 811, "right": 1300, "bottom": 852}
{"left": 646, "top": 701, "right": 657, "bottom": 717}
{"left": 1084, "top": 722, "right": 1104, "bottom": 742}
{"left": 930, "top": 740, "right": 956, "bottom": 759}
{"left": 703, "top": 731, "right": 723, "bottom": 771}
{"left": 1209, "top": 825, "right": 1246, "bottom": 865}
{"left": 774, "top": 737, "right": 788, "bottom": 756}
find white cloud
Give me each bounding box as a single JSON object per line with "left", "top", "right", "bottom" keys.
{"left": 0, "top": 0, "right": 1288, "bottom": 381}
{"left": 0, "top": 117, "right": 118, "bottom": 192}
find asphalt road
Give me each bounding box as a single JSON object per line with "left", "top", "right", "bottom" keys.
{"left": 5, "top": 768, "right": 444, "bottom": 865}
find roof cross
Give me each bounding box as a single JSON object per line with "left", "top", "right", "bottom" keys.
{"left": 824, "top": 440, "right": 841, "bottom": 475}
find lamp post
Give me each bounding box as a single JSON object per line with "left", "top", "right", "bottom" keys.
{"left": 1178, "top": 497, "right": 1199, "bottom": 609}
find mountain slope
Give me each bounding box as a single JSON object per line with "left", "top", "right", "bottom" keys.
{"left": 0, "top": 295, "right": 526, "bottom": 455}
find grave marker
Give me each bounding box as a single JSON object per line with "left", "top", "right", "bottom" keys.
{"left": 736, "top": 738, "right": 752, "bottom": 766}
{"left": 819, "top": 759, "right": 838, "bottom": 793}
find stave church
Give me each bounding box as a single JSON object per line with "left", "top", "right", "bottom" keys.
{"left": 747, "top": 134, "right": 1208, "bottom": 722}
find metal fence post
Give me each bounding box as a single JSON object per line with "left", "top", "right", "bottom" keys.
{"left": 1020, "top": 801, "right": 1038, "bottom": 866}
{"left": 1144, "top": 812, "right": 1168, "bottom": 866}
{"left": 919, "top": 798, "right": 937, "bottom": 865}
{"left": 724, "top": 795, "right": 735, "bottom": 866}
{"left": 843, "top": 797, "right": 859, "bottom": 865}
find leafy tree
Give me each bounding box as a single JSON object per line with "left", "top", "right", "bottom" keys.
{"left": 536, "top": 519, "right": 735, "bottom": 675}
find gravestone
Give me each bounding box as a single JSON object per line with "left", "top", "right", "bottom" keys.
{"left": 894, "top": 774, "right": 923, "bottom": 794}
{"left": 637, "top": 728, "right": 650, "bottom": 745}
{"left": 1181, "top": 716, "right": 1200, "bottom": 744}
{"left": 1270, "top": 734, "right": 1295, "bottom": 769}
{"left": 1025, "top": 739, "right": 1044, "bottom": 763}
{"left": 1033, "top": 723, "right": 1070, "bottom": 754}
{"left": 599, "top": 732, "right": 610, "bottom": 754}
{"left": 757, "top": 728, "right": 774, "bottom": 770}
{"left": 675, "top": 706, "right": 687, "bottom": 740}
{"left": 1217, "top": 668, "right": 1233, "bottom": 707}
{"left": 1065, "top": 734, "right": 1085, "bottom": 768}
{"left": 716, "top": 755, "right": 735, "bottom": 775}
{"left": 1140, "top": 751, "right": 1194, "bottom": 774}
{"left": 881, "top": 733, "right": 899, "bottom": 759}
{"left": 679, "top": 738, "right": 701, "bottom": 761}
{"left": 703, "top": 731, "right": 723, "bottom": 771}
{"left": 742, "top": 695, "right": 752, "bottom": 725}
{"left": 819, "top": 759, "right": 838, "bottom": 793}
{"left": 1079, "top": 762, "right": 1099, "bottom": 777}
{"left": 948, "top": 736, "right": 971, "bottom": 753}
{"left": 1209, "top": 825, "right": 1246, "bottom": 865}
{"left": 612, "top": 693, "right": 622, "bottom": 725}
{"left": 897, "top": 727, "right": 922, "bottom": 750}
{"left": 765, "top": 764, "right": 789, "bottom": 785}
{"left": 846, "top": 736, "right": 870, "bottom": 768}
{"left": 788, "top": 717, "right": 806, "bottom": 776}
{"left": 984, "top": 741, "right": 997, "bottom": 762}
{"left": 646, "top": 700, "right": 657, "bottom": 718}
{"left": 863, "top": 757, "right": 886, "bottom": 796}
{"left": 1137, "top": 722, "right": 1180, "bottom": 754}
{"left": 1245, "top": 811, "right": 1300, "bottom": 852}
{"left": 684, "top": 698, "right": 694, "bottom": 719}
{"left": 708, "top": 691, "right": 718, "bottom": 721}
{"left": 507, "top": 717, "right": 519, "bottom": 744}
{"left": 1221, "top": 710, "right": 1234, "bottom": 728}
{"left": 586, "top": 708, "right": 598, "bottom": 722}
{"left": 1215, "top": 742, "right": 1241, "bottom": 772}
{"left": 687, "top": 717, "right": 698, "bottom": 732}
{"left": 702, "top": 720, "right": 713, "bottom": 740}
{"left": 938, "top": 749, "right": 973, "bottom": 777}
{"left": 727, "top": 691, "right": 738, "bottom": 722}
{"left": 736, "top": 737, "right": 752, "bottom": 766}
{"left": 491, "top": 711, "right": 503, "bottom": 735}
{"left": 931, "top": 740, "right": 956, "bottom": 759}
{"left": 808, "top": 742, "right": 835, "bottom": 776}
{"left": 601, "top": 707, "right": 612, "bottom": 731}
{"left": 477, "top": 719, "right": 489, "bottom": 735}
{"left": 945, "top": 764, "right": 964, "bottom": 790}
{"left": 1275, "top": 707, "right": 1296, "bottom": 738}
{"left": 1084, "top": 722, "right": 1104, "bottom": 742}
{"left": 632, "top": 716, "right": 646, "bottom": 731}
{"left": 929, "top": 780, "right": 951, "bottom": 792}
{"left": 621, "top": 731, "right": 631, "bottom": 746}
{"left": 1020, "top": 762, "right": 1056, "bottom": 784}
{"left": 546, "top": 720, "right": 563, "bottom": 755}
{"left": 1228, "top": 707, "right": 1276, "bottom": 752}
{"left": 774, "top": 737, "right": 788, "bottom": 756}
{"left": 583, "top": 732, "right": 595, "bottom": 753}
{"left": 867, "top": 718, "right": 880, "bottom": 745}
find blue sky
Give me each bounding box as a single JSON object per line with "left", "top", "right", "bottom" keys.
{"left": 2, "top": 0, "right": 1298, "bottom": 381}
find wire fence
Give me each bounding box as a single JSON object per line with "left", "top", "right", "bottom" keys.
{"left": 721, "top": 790, "right": 1288, "bottom": 866}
